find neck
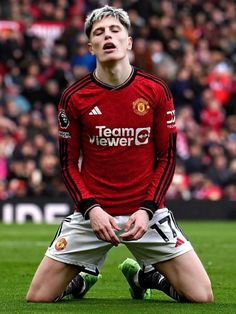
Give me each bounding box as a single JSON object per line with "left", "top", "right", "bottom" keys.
{"left": 95, "top": 59, "right": 132, "bottom": 86}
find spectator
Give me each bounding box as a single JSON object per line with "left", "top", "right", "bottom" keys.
{"left": 131, "top": 38, "right": 153, "bottom": 73}
{"left": 200, "top": 93, "right": 225, "bottom": 132}
{"left": 185, "top": 141, "right": 207, "bottom": 174}
{"left": 206, "top": 154, "right": 230, "bottom": 186}
{"left": 70, "top": 33, "right": 96, "bottom": 72}
{"left": 189, "top": 174, "right": 223, "bottom": 201}
{"left": 166, "top": 161, "right": 191, "bottom": 200}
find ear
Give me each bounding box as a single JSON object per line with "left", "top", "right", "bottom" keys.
{"left": 88, "top": 43, "right": 94, "bottom": 55}
{"left": 127, "top": 36, "right": 133, "bottom": 50}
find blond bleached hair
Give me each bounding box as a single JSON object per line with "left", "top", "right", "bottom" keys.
{"left": 84, "top": 5, "right": 131, "bottom": 38}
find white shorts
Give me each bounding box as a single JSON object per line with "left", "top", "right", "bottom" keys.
{"left": 46, "top": 208, "right": 193, "bottom": 275}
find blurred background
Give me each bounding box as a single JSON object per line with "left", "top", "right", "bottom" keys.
{"left": 0, "top": 0, "right": 236, "bottom": 222}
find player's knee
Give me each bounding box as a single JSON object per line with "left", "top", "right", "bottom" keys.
{"left": 26, "top": 294, "right": 56, "bottom": 303}
{"left": 26, "top": 290, "right": 38, "bottom": 303}
{"left": 186, "top": 280, "right": 214, "bottom": 303}
{"left": 26, "top": 288, "right": 57, "bottom": 303}
{"left": 203, "top": 280, "right": 214, "bottom": 303}
{"left": 194, "top": 288, "right": 213, "bottom": 303}
{"left": 199, "top": 278, "right": 213, "bottom": 303}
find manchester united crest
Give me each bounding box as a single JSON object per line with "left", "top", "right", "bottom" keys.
{"left": 55, "top": 238, "right": 67, "bottom": 251}
{"left": 133, "top": 98, "right": 150, "bottom": 116}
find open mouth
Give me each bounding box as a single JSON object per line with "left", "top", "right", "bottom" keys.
{"left": 103, "top": 42, "right": 116, "bottom": 50}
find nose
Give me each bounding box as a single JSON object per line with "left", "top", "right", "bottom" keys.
{"left": 104, "top": 29, "right": 112, "bottom": 40}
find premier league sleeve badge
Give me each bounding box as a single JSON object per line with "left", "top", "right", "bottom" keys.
{"left": 58, "top": 109, "right": 70, "bottom": 129}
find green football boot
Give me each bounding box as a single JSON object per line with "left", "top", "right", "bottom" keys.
{"left": 119, "top": 258, "right": 152, "bottom": 300}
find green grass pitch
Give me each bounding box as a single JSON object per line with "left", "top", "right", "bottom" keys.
{"left": 1, "top": 221, "right": 236, "bottom": 313}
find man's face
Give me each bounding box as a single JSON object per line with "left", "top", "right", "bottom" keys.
{"left": 88, "top": 16, "right": 132, "bottom": 63}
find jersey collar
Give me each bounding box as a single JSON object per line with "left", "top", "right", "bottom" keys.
{"left": 91, "top": 67, "right": 136, "bottom": 90}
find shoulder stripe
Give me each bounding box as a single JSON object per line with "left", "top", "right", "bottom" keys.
{"left": 59, "top": 139, "right": 82, "bottom": 205}
{"left": 60, "top": 75, "right": 92, "bottom": 110}
{"left": 59, "top": 140, "right": 78, "bottom": 203}
{"left": 157, "top": 154, "right": 175, "bottom": 205}
{"left": 64, "top": 74, "right": 91, "bottom": 94}
{"left": 59, "top": 139, "right": 81, "bottom": 205}
{"left": 154, "top": 133, "right": 176, "bottom": 205}
{"left": 137, "top": 71, "right": 172, "bottom": 101}
{"left": 58, "top": 75, "right": 93, "bottom": 207}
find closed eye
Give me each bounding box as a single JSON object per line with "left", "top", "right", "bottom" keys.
{"left": 93, "top": 27, "right": 104, "bottom": 36}
{"left": 94, "top": 30, "right": 103, "bottom": 36}
{"left": 110, "top": 25, "right": 121, "bottom": 32}
{"left": 92, "top": 24, "right": 122, "bottom": 36}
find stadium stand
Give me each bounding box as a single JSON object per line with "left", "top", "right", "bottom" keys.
{"left": 0, "top": 0, "right": 236, "bottom": 202}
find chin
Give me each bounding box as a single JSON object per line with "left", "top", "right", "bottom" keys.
{"left": 101, "top": 55, "right": 124, "bottom": 63}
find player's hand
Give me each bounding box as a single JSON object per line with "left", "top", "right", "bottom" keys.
{"left": 120, "top": 210, "right": 149, "bottom": 241}
{"left": 89, "top": 206, "right": 121, "bottom": 246}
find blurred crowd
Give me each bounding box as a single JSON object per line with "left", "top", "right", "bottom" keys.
{"left": 0, "top": 0, "right": 236, "bottom": 201}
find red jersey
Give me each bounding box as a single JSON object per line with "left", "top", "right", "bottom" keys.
{"left": 58, "top": 67, "right": 177, "bottom": 219}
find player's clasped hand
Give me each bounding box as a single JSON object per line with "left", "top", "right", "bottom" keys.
{"left": 120, "top": 210, "right": 149, "bottom": 241}
{"left": 89, "top": 206, "right": 121, "bottom": 246}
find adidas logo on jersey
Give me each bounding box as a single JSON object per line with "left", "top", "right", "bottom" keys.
{"left": 89, "top": 106, "right": 102, "bottom": 115}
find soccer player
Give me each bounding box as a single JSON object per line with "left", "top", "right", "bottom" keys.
{"left": 26, "top": 6, "right": 213, "bottom": 303}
